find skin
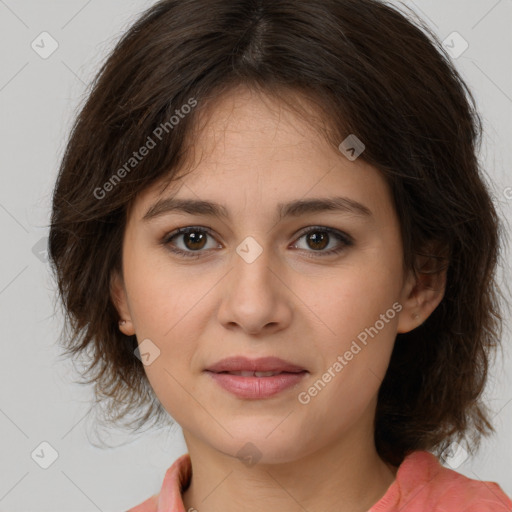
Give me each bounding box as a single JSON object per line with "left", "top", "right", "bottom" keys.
{"left": 111, "top": 85, "right": 446, "bottom": 512}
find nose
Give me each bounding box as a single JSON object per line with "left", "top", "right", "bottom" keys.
{"left": 216, "top": 239, "right": 293, "bottom": 336}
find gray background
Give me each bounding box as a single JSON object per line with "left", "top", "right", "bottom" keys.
{"left": 0, "top": 1, "right": 511, "bottom": 510}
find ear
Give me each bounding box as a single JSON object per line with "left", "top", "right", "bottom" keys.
{"left": 110, "top": 269, "right": 136, "bottom": 336}
{"left": 397, "top": 242, "right": 449, "bottom": 334}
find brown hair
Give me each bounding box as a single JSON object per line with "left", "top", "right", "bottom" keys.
{"left": 48, "top": 0, "right": 505, "bottom": 464}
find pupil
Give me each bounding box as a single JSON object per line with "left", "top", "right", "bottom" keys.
{"left": 308, "top": 232, "right": 328, "bottom": 250}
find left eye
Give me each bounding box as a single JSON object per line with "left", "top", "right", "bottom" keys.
{"left": 292, "top": 226, "right": 353, "bottom": 255}
{"left": 162, "top": 226, "right": 353, "bottom": 258}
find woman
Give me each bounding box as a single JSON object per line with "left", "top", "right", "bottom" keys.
{"left": 48, "top": 0, "right": 512, "bottom": 510}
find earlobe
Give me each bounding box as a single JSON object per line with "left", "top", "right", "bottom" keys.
{"left": 110, "top": 270, "right": 136, "bottom": 335}
{"left": 397, "top": 249, "right": 448, "bottom": 334}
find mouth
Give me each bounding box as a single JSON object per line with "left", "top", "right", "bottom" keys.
{"left": 211, "top": 370, "right": 305, "bottom": 377}
{"left": 205, "top": 371, "right": 308, "bottom": 399}
{"left": 204, "top": 357, "right": 308, "bottom": 399}
{"left": 205, "top": 355, "right": 307, "bottom": 374}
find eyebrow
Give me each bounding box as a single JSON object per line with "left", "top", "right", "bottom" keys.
{"left": 142, "top": 195, "right": 373, "bottom": 222}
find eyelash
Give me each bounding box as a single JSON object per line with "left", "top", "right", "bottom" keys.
{"left": 160, "top": 225, "right": 353, "bottom": 260}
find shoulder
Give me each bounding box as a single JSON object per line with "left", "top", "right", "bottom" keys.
{"left": 396, "top": 450, "right": 512, "bottom": 512}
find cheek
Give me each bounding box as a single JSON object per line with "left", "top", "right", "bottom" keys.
{"left": 293, "top": 252, "right": 401, "bottom": 399}
{"left": 298, "top": 258, "right": 401, "bottom": 340}
{"left": 136, "top": 317, "right": 200, "bottom": 425}
{"left": 125, "top": 247, "right": 204, "bottom": 337}
{"left": 298, "top": 290, "right": 398, "bottom": 432}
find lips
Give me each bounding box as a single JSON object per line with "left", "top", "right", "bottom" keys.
{"left": 204, "top": 356, "right": 308, "bottom": 399}
{"left": 205, "top": 356, "right": 307, "bottom": 374}
{"left": 221, "top": 370, "right": 286, "bottom": 377}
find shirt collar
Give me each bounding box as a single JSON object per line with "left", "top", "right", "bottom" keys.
{"left": 157, "top": 453, "right": 192, "bottom": 512}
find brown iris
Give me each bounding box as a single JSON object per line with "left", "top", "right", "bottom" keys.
{"left": 306, "top": 231, "right": 329, "bottom": 250}
{"left": 184, "top": 231, "right": 207, "bottom": 250}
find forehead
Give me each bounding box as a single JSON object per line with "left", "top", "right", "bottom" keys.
{"left": 130, "top": 86, "right": 394, "bottom": 224}
{"left": 193, "top": 86, "right": 333, "bottom": 159}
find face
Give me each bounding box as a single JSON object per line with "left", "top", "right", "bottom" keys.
{"left": 112, "top": 86, "right": 438, "bottom": 464}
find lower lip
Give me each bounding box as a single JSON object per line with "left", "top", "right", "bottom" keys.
{"left": 205, "top": 371, "right": 308, "bottom": 399}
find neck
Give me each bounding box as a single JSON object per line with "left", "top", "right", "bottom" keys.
{"left": 181, "top": 415, "right": 397, "bottom": 512}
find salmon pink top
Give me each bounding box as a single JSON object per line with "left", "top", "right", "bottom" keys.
{"left": 127, "top": 450, "right": 512, "bottom": 511}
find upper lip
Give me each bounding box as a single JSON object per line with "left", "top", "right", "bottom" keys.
{"left": 205, "top": 356, "right": 307, "bottom": 373}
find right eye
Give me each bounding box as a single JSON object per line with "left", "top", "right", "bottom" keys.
{"left": 161, "top": 226, "right": 222, "bottom": 258}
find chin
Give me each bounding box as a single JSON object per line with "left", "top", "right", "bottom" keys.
{"left": 210, "top": 426, "right": 310, "bottom": 466}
